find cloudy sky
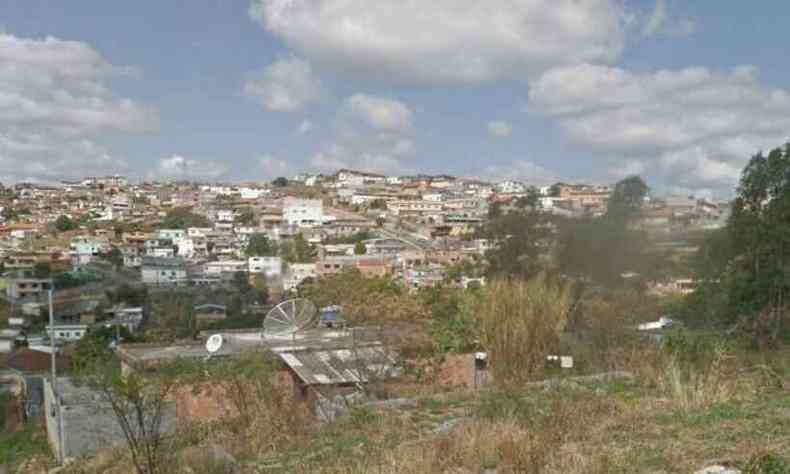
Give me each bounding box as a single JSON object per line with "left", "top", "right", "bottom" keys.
{"left": 2, "top": 1, "right": 790, "bottom": 197}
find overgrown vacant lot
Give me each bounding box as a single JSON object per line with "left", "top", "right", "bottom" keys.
{"left": 59, "top": 343, "right": 790, "bottom": 474}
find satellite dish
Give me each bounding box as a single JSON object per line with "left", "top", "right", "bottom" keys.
{"left": 205, "top": 334, "right": 224, "bottom": 354}
{"left": 263, "top": 298, "right": 317, "bottom": 337}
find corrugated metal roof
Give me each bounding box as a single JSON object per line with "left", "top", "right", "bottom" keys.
{"left": 278, "top": 345, "right": 397, "bottom": 386}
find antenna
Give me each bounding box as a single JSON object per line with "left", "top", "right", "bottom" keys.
{"left": 205, "top": 334, "right": 223, "bottom": 354}
{"left": 263, "top": 298, "right": 317, "bottom": 338}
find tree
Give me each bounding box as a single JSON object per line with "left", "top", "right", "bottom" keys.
{"left": 554, "top": 176, "right": 654, "bottom": 287}
{"left": 272, "top": 177, "right": 289, "bottom": 188}
{"left": 251, "top": 274, "right": 270, "bottom": 305}
{"left": 691, "top": 144, "right": 790, "bottom": 345}
{"left": 354, "top": 241, "right": 367, "bottom": 255}
{"left": 283, "top": 234, "right": 316, "bottom": 263}
{"left": 232, "top": 271, "right": 251, "bottom": 294}
{"left": 369, "top": 199, "right": 388, "bottom": 210}
{"left": 234, "top": 207, "right": 256, "bottom": 226}
{"left": 487, "top": 201, "right": 503, "bottom": 219}
{"left": 606, "top": 175, "right": 648, "bottom": 221}
{"left": 160, "top": 207, "right": 210, "bottom": 229}
{"left": 245, "top": 233, "right": 276, "bottom": 257}
{"left": 32, "top": 261, "right": 51, "bottom": 279}
{"left": 54, "top": 215, "right": 77, "bottom": 232}
{"left": 101, "top": 247, "right": 124, "bottom": 269}
{"left": 480, "top": 210, "right": 553, "bottom": 279}
{"left": 92, "top": 368, "right": 177, "bottom": 474}
{"left": 1, "top": 207, "right": 18, "bottom": 222}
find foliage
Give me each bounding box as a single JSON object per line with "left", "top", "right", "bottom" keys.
{"left": 146, "top": 290, "right": 195, "bottom": 341}
{"left": 282, "top": 233, "right": 317, "bottom": 263}
{"left": 92, "top": 369, "right": 178, "bottom": 474}
{"left": 479, "top": 210, "right": 553, "bottom": 279}
{"left": 476, "top": 275, "right": 574, "bottom": 386}
{"left": 160, "top": 207, "right": 210, "bottom": 229}
{"left": 0, "top": 424, "right": 51, "bottom": 469}
{"left": 424, "top": 288, "right": 478, "bottom": 353}
{"left": 72, "top": 325, "right": 138, "bottom": 376}
{"left": 324, "top": 230, "right": 373, "bottom": 245}
{"left": 100, "top": 246, "right": 124, "bottom": 268}
{"left": 234, "top": 207, "right": 256, "bottom": 225}
{"left": 606, "top": 175, "right": 648, "bottom": 221}
{"left": 369, "top": 199, "right": 388, "bottom": 210}
{"left": 32, "top": 261, "right": 51, "bottom": 279}
{"left": 54, "top": 214, "right": 77, "bottom": 232}
{"left": 272, "top": 177, "right": 289, "bottom": 187}
{"left": 106, "top": 284, "right": 149, "bottom": 307}
{"left": 690, "top": 144, "right": 790, "bottom": 345}
{"left": 299, "top": 270, "right": 428, "bottom": 323}
{"left": 743, "top": 452, "right": 790, "bottom": 474}
{"left": 354, "top": 241, "right": 367, "bottom": 255}
{"left": 245, "top": 233, "right": 276, "bottom": 257}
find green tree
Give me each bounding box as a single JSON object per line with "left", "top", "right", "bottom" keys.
{"left": 606, "top": 175, "right": 648, "bottom": 221}
{"left": 480, "top": 210, "right": 553, "bottom": 279}
{"left": 283, "top": 234, "right": 316, "bottom": 263}
{"left": 32, "top": 261, "right": 51, "bottom": 279}
{"left": 555, "top": 176, "right": 653, "bottom": 287}
{"left": 272, "top": 177, "right": 289, "bottom": 187}
{"left": 245, "top": 233, "right": 275, "bottom": 257}
{"left": 101, "top": 246, "right": 124, "bottom": 269}
{"left": 251, "top": 274, "right": 269, "bottom": 305}
{"left": 235, "top": 207, "right": 256, "bottom": 225}
{"left": 691, "top": 144, "right": 790, "bottom": 344}
{"left": 354, "top": 241, "right": 367, "bottom": 255}
{"left": 54, "top": 215, "right": 77, "bottom": 232}
{"left": 160, "top": 207, "right": 210, "bottom": 229}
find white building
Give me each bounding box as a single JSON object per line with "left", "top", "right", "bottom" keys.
{"left": 45, "top": 323, "right": 89, "bottom": 342}
{"left": 283, "top": 263, "right": 317, "bottom": 291}
{"left": 204, "top": 260, "right": 247, "bottom": 275}
{"left": 216, "top": 210, "right": 234, "bottom": 223}
{"left": 283, "top": 198, "right": 324, "bottom": 227}
{"left": 141, "top": 258, "right": 187, "bottom": 286}
{"left": 158, "top": 229, "right": 186, "bottom": 241}
{"left": 248, "top": 256, "right": 282, "bottom": 277}
{"left": 496, "top": 180, "right": 527, "bottom": 194}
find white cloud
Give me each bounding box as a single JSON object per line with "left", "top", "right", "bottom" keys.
{"left": 0, "top": 33, "right": 158, "bottom": 182}
{"left": 642, "top": 0, "right": 696, "bottom": 38}
{"left": 296, "top": 119, "right": 313, "bottom": 135}
{"left": 529, "top": 63, "right": 790, "bottom": 190}
{"left": 249, "top": 0, "right": 628, "bottom": 84}
{"left": 345, "top": 94, "right": 413, "bottom": 132}
{"left": 487, "top": 120, "right": 513, "bottom": 138}
{"left": 258, "top": 154, "right": 292, "bottom": 179}
{"left": 155, "top": 155, "right": 227, "bottom": 181}
{"left": 244, "top": 57, "right": 321, "bottom": 111}
{"left": 309, "top": 94, "right": 416, "bottom": 175}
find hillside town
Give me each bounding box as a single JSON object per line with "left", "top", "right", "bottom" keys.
{"left": 0, "top": 168, "right": 741, "bottom": 468}
{"left": 4, "top": 1, "right": 790, "bottom": 472}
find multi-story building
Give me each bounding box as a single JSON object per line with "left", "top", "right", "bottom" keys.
{"left": 283, "top": 198, "right": 324, "bottom": 227}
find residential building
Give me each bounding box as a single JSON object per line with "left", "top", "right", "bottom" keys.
{"left": 283, "top": 198, "right": 324, "bottom": 226}
{"left": 141, "top": 257, "right": 188, "bottom": 286}
{"left": 248, "top": 256, "right": 282, "bottom": 277}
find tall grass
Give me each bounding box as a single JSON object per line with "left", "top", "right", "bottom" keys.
{"left": 476, "top": 274, "right": 574, "bottom": 386}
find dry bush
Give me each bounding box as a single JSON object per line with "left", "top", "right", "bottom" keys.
{"left": 477, "top": 275, "right": 574, "bottom": 386}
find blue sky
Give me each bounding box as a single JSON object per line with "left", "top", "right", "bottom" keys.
{"left": 2, "top": 0, "right": 790, "bottom": 197}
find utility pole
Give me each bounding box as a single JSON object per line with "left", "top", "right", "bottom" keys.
{"left": 48, "top": 287, "right": 65, "bottom": 464}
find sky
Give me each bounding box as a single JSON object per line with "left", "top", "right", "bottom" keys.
{"left": 2, "top": 0, "right": 790, "bottom": 198}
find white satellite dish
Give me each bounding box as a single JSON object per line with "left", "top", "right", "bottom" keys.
{"left": 263, "top": 298, "right": 317, "bottom": 337}
{"left": 205, "top": 334, "right": 224, "bottom": 354}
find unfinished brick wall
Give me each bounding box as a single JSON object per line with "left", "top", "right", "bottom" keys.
{"left": 172, "top": 369, "right": 301, "bottom": 422}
